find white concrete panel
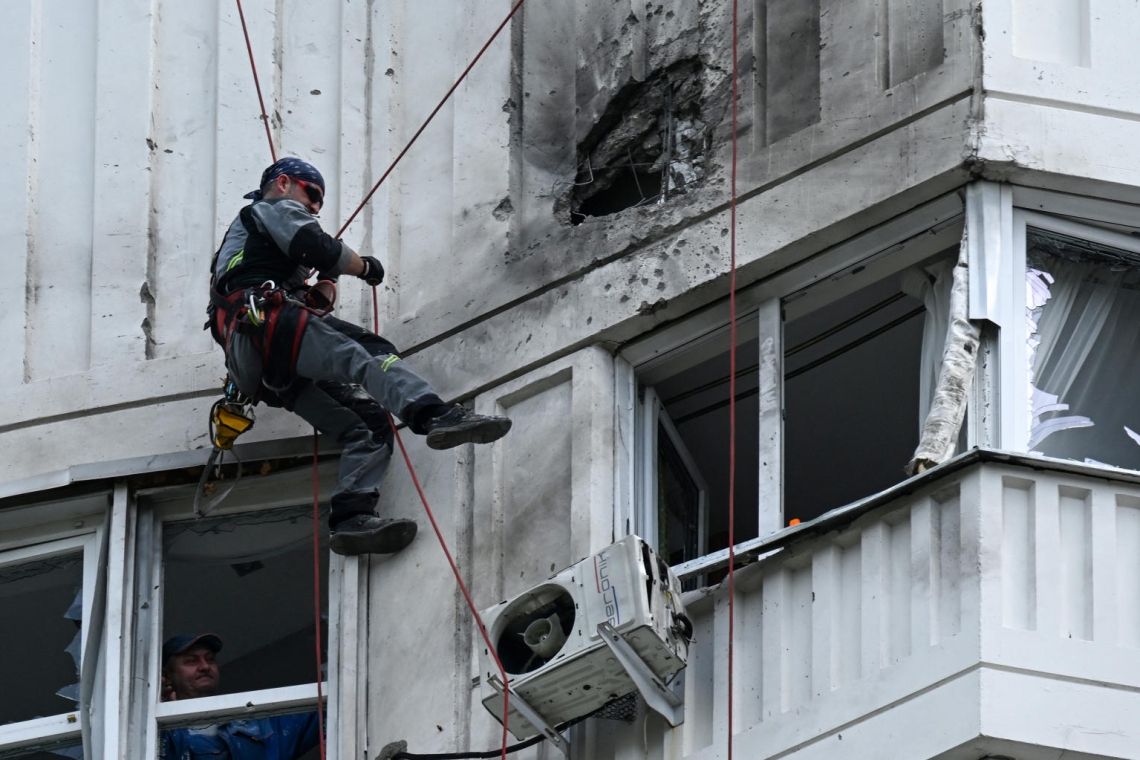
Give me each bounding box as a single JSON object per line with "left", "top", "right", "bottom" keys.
{"left": 0, "top": 1, "right": 36, "bottom": 388}
{"left": 472, "top": 346, "right": 616, "bottom": 607}
{"left": 90, "top": 0, "right": 154, "bottom": 369}
{"left": 26, "top": 1, "right": 98, "bottom": 380}
{"left": 366, "top": 434, "right": 472, "bottom": 756}
{"left": 149, "top": 0, "right": 221, "bottom": 359}
{"left": 1117, "top": 495, "right": 1140, "bottom": 648}
{"left": 387, "top": 0, "right": 458, "bottom": 320}
{"left": 981, "top": 667, "right": 1140, "bottom": 760}
{"left": 214, "top": 0, "right": 276, "bottom": 230}
{"left": 1012, "top": 0, "right": 1090, "bottom": 67}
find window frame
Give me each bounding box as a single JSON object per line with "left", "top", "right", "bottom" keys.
{"left": 1003, "top": 204, "right": 1140, "bottom": 455}
{"left": 133, "top": 462, "right": 362, "bottom": 760}
{"left": 620, "top": 192, "right": 965, "bottom": 582}
{"left": 0, "top": 524, "right": 103, "bottom": 757}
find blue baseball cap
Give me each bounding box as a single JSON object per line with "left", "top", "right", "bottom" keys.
{"left": 245, "top": 157, "right": 326, "bottom": 201}
{"left": 162, "top": 633, "right": 223, "bottom": 664}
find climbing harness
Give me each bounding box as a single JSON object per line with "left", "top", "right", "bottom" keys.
{"left": 193, "top": 377, "right": 256, "bottom": 518}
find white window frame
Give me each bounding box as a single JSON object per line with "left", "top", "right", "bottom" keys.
{"left": 133, "top": 462, "right": 363, "bottom": 760}
{"left": 636, "top": 387, "right": 710, "bottom": 566}
{"left": 0, "top": 518, "right": 104, "bottom": 756}
{"left": 621, "top": 191, "right": 965, "bottom": 582}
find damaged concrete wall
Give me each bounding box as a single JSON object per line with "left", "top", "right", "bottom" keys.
{"left": 976, "top": 1, "right": 1140, "bottom": 203}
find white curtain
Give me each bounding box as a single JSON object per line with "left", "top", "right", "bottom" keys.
{"left": 901, "top": 258, "right": 955, "bottom": 427}
{"left": 1030, "top": 247, "right": 1140, "bottom": 469}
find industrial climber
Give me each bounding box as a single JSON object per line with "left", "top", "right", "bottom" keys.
{"left": 208, "top": 157, "right": 511, "bottom": 556}
{"left": 159, "top": 633, "right": 320, "bottom": 759}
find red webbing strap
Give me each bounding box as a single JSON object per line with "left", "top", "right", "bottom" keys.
{"left": 727, "top": 0, "right": 740, "bottom": 757}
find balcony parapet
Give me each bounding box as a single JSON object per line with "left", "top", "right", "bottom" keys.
{"left": 605, "top": 450, "right": 1140, "bottom": 760}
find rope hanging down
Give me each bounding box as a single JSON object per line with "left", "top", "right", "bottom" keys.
{"left": 235, "top": 0, "right": 277, "bottom": 162}
{"left": 727, "top": 0, "right": 741, "bottom": 757}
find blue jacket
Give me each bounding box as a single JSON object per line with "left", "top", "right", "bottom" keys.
{"left": 161, "top": 712, "right": 321, "bottom": 760}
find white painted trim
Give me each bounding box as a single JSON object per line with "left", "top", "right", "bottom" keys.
{"left": 613, "top": 356, "right": 637, "bottom": 541}
{"left": 1019, "top": 209, "right": 1140, "bottom": 255}
{"left": 1012, "top": 185, "right": 1140, "bottom": 231}
{"left": 756, "top": 299, "right": 783, "bottom": 538}
{"left": 967, "top": 181, "right": 1008, "bottom": 322}
{"left": 154, "top": 682, "right": 326, "bottom": 727}
{"left": 99, "top": 483, "right": 133, "bottom": 759}
{"left": 0, "top": 712, "right": 81, "bottom": 754}
{"left": 636, "top": 387, "right": 661, "bottom": 553}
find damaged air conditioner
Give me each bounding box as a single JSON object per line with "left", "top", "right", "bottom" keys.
{"left": 478, "top": 535, "right": 692, "bottom": 743}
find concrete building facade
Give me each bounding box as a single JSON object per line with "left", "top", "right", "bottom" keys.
{"left": 3, "top": 0, "right": 1140, "bottom": 758}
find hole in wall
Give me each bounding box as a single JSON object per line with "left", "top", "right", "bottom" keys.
{"left": 569, "top": 58, "right": 709, "bottom": 225}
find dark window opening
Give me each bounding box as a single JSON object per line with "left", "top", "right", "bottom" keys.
{"left": 784, "top": 275, "right": 925, "bottom": 523}
{"left": 0, "top": 551, "right": 83, "bottom": 726}
{"left": 652, "top": 336, "right": 761, "bottom": 567}
{"left": 162, "top": 505, "right": 329, "bottom": 698}
{"left": 657, "top": 424, "right": 700, "bottom": 568}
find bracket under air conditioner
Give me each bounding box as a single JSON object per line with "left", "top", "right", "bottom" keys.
{"left": 597, "top": 622, "right": 685, "bottom": 727}
{"left": 487, "top": 676, "right": 572, "bottom": 758}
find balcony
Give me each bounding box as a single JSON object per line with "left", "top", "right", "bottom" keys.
{"left": 595, "top": 450, "right": 1140, "bottom": 759}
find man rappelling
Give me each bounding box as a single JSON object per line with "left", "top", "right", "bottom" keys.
{"left": 207, "top": 157, "right": 511, "bottom": 556}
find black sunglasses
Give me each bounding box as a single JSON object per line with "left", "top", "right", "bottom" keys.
{"left": 287, "top": 176, "right": 324, "bottom": 208}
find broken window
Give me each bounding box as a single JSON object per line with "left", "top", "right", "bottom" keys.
{"left": 784, "top": 253, "right": 955, "bottom": 523}
{"left": 161, "top": 505, "right": 329, "bottom": 698}
{"left": 0, "top": 532, "right": 96, "bottom": 760}
{"left": 1026, "top": 228, "right": 1140, "bottom": 469}
{"left": 568, "top": 60, "right": 710, "bottom": 225}
{"left": 0, "top": 541, "right": 87, "bottom": 729}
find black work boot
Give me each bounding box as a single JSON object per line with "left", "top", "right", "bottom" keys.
{"left": 329, "top": 515, "right": 417, "bottom": 556}
{"left": 424, "top": 406, "right": 512, "bottom": 450}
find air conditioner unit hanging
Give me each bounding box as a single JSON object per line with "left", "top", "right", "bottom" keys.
{"left": 478, "top": 535, "right": 692, "bottom": 741}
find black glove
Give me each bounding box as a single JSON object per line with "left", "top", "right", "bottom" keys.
{"left": 358, "top": 256, "right": 385, "bottom": 286}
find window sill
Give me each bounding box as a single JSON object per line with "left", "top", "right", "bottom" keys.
{"left": 155, "top": 682, "right": 327, "bottom": 729}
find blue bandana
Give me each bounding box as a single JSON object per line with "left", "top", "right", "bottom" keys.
{"left": 244, "top": 157, "right": 326, "bottom": 201}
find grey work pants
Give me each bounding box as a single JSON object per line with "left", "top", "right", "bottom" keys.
{"left": 227, "top": 313, "right": 447, "bottom": 524}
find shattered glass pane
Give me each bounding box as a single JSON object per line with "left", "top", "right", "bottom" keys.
{"left": 0, "top": 552, "right": 83, "bottom": 725}
{"left": 1027, "top": 228, "right": 1140, "bottom": 469}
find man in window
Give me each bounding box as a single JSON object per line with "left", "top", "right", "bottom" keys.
{"left": 160, "top": 633, "right": 320, "bottom": 760}
{"left": 208, "top": 157, "right": 512, "bottom": 557}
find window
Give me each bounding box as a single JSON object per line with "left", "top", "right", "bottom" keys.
{"left": 783, "top": 252, "right": 957, "bottom": 522}
{"left": 641, "top": 336, "right": 758, "bottom": 577}
{"left": 1023, "top": 223, "right": 1140, "bottom": 469}
{"left": 0, "top": 532, "right": 99, "bottom": 758}
{"left": 156, "top": 504, "right": 328, "bottom": 759}
{"left": 624, "top": 195, "right": 965, "bottom": 580}
{"left": 162, "top": 506, "right": 329, "bottom": 694}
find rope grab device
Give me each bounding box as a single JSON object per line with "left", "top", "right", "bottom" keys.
{"left": 193, "top": 376, "right": 256, "bottom": 518}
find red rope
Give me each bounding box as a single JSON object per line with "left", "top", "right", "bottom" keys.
{"left": 335, "top": 0, "right": 528, "bottom": 240}
{"left": 312, "top": 430, "right": 328, "bottom": 760}
{"left": 235, "top": 0, "right": 277, "bottom": 163}
{"left": 385, "top": 410, "right": 512, "bottom": 759}
{"left": 727, "top": 0, "right": 740, "bottom": 757}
